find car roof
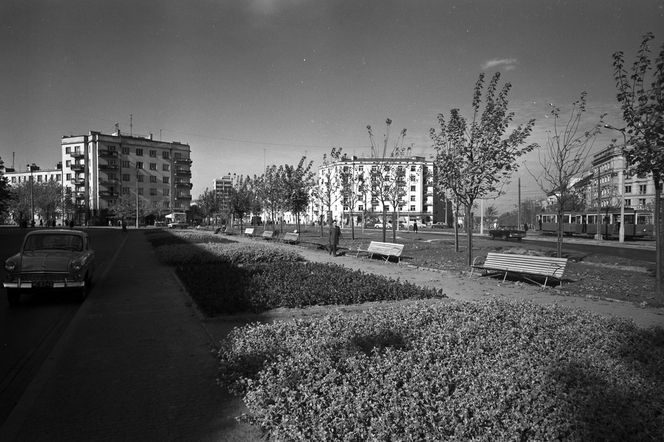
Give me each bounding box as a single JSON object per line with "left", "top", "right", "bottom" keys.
{"left": 25, "top": 229, "right": 89, "bottom": 238}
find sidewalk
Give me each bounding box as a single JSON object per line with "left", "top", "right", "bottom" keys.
{"left": 0, "top": 231, "right": 259, "bottom": 442}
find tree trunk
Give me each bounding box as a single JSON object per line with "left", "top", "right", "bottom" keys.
{"left": 655, "top": 174, "right": 663, "bottom": 298}
{"left": 466, "top": 204, "right": 474, "bottom": 266}
{"left": 453, "top": 201, "right": 459, "bottom": 252}
{"left": 557, "top": 208, "right": 564, "bottom": 258}
{"left": 382, "top": 209, "right": 387, "bottom": 243}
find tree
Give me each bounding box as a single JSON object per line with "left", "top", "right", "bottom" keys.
{"left": 257, "top": 165, "right": 286, "bottom": 231}
{"left": 338, "top": 155, "right": 370, "bottom": 239}
{"left": 315, "top": 148, "right": 344, "bottom": 235}
{"left": 367, "top": 119, "right": 408, "bottom": 242}
{"left": 528, "top": 92, "right": 604, "bottom": 257}
{"left": 431, "top": 72, "right": 537, "bottom": 265}
{"left": 107, "top": 196, "right": 135, "bottom": 221}
{"left": 34, "top": 180, "right": 65, "bottom": 223}
{"left": 229, "top": 176, "right": 254, "bottom": 230}
{"left": 613, "top": 32, "right": 664, "bottom": 296}
{"left": 282, "top": 157, "right": 315, "bottom": 233}
{"left": 196, "top": 188, "right": 220, "bottom": 226}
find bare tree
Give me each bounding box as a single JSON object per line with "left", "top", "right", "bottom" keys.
{"left": 431, "top": 72, "right": 537, "bottom": 265}
{"left": 315, "top": 148, "right": 344, "bottom": 235}
{"left": 528, "top": 92, "right": 604, "bottom": 257}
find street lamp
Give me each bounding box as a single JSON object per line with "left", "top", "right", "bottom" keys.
{"left": 604, "top": 124, "right": 628, "bottom": 243}
{"left": 27, "top": 164, "right": 35, "bottom": 226}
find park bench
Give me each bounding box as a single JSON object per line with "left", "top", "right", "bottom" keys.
{"left": 243, "top": 227, "right": 255, "bottom": 238}
{"left": 282, "top": 232, "right": 300, "bottom": 244}
{"left": 262, "top": 230, "right": 278, "bottom": 240}
{"left": 356, "top": 241, "right": 405, "bottom": 263}
{"left": 471, "top": 252, "right": 568, "bottom": 288}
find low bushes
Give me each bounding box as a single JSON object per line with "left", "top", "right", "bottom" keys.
{"left": 177, "top": 261, "right": 445, "bottom": 315}
{"left": 156, "top": 242, "right": 302, "bottom": 266}
{"left": 218, "top": 299, "right": 664, "bottom": 442}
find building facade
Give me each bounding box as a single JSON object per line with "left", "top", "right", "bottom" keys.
{"left": 1, "top": 163, "right": 64, "bottom": 225}
{"left": 312, "top": 155, "right": 442, "bottom": 226}
{"left": 61, "top": 130, "right": 193, "bottom": 225}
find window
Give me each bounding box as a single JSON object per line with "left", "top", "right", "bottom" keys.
{"left": 149, "top": 150, "right": 156, "bottom": 157}
{"left": 625, "top": 185, "right": 632, "bottom": 194}
{"left": 121, "top": 160, "right": 128, "bottom": 168}
{"left": 138, "top": 188, "right": 144, "bottom": 195}
{"left": 410, "top": 205, "right": 416, "bottom": 211}
{"left": 65, "top": 147, "right": 71, "bottom": 154}
{"left": 149, "top": 163, "right": 157, "bottom": 170}
{"left": 175, "top": 202, "right": 182, "bottom": 208}
{"left": 358, "top": 205, "right": 363, "bottom": 211}
{"left": 163, "top": 189, "right": 169, "bottom": 196}
{"left": 108, "top": 173, "right": 117, "bottom": 181}
{"left": 625, "top": 199, "right": 631, "bottom": 206}
{"left": 136, "top": 148, "right": 143, "bottom": 156}
{"left": 410, "top": 186, "right": 416, "bottom": 192}
{"left": 639, "top": 184, "right": 647, "bottom": 194}
{"left": 66, "top": 173, "right": 72, "bottom": 180}
{"left": 122, "top": 174, "right": 130, "bottom": 181}
{"left": 122, "top": 188, "right": 130, "bottom": 195}
{"left": 163, "top": 201, "right": 170, "bottom": 208}
{"left": 137, "top": 175, "right": 144, "bottom": 182}
{"left": 411, "top": 165, "right": 416, "bottom": 172}
{"left": 150, "top": 188, "right": 157, "bottom": 196}
{"left": 162, "top": 151, "right": 170, "bottom": 159}
{"left": 150, "top": 176, "right": 157, "bottom": 183}
{"left": 639, "top": 198, "right": 646, "bottom": 206}
{"left": 136, "top": 162, "right": 143, "bottom": 169}
{"left": 410, "top": 196, "right": 416, "bottom": 201}
{"left": 163, "top": 177, "right": 169, "bottom": 184}
{"left": 162, "top": 164, "right": 170, "bottom": 171}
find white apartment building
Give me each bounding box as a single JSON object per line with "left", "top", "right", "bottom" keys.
{"left": 313, "top": 155, "right": 442, "bottom": 226}
{"left": 61, "top": 130, "right": 193, "bottom": 225}
{"left": 1, "top": 163, "right": 63, "bottom": 225}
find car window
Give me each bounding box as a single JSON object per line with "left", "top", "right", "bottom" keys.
{"left": 24, "top": 234, "right": 83, "bottom": 251}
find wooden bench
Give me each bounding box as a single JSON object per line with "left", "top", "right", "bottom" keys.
{"left": 243, "top": 227, "right": 255, "bottom": 238}
{"left": 471, "top": 252, "right": 568, "bottom": 288}
{"left": 356, "top": 241, "right": 405, "bottom": 263}
{"left": 262, "top": 230, "right": 278, "bottom": 240}
{"left": 282, "top": 232, "right": 300, "bottom": 244}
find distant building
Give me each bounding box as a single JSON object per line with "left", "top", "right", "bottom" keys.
{"left": 61, "top": 130, "right": 193, "bottom": 225}
{"left": 313, "top": 155, "right": 444, "bottom": 226}
{"left": 2, "top": 163, "right": 63, "bottom": 224}
{"left": 213, "top": 174, "right": 239, "bottom": 214}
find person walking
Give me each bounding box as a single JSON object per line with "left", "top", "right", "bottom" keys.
{"left": 413, "top": 221, "right": 418, "bottom": 234}
{"left": 329, "top": 220, "right": 342, "bottom": 257}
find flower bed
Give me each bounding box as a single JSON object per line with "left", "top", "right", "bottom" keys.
{"left": 218, "top": 299, "right": 664, "bottom": 441}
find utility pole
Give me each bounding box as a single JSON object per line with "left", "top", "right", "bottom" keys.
{"left": 517, "top": 177, "right": 521, "bottom": 227}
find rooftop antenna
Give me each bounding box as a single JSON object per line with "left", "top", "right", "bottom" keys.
{"left": 130, "top": 114, "right": 133, "bottom": 136}
{"left": 13, "top": 151, "right": 15, "bottom": 169}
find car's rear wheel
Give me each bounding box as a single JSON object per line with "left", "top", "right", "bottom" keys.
{"left": 7, "top": 289, "right": 20, "bottom": 306}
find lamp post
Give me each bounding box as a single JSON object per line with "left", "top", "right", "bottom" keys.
{"left": 27, "top": 164, "right": 35, "bottom": 226}
{"left": 604, "top": 124, "right": 628, "bottom": 243}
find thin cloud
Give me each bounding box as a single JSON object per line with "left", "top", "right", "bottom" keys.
{"left": 482, "top": 58, "right": 518, "bottom": 71}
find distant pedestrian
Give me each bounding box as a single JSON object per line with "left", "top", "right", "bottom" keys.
{"left": 69, "top": 219, "right": 75, "bottom": 229}
{"left": 413, "top": 221, "right": 418, "bottom": 234}
{"left": 523, "top": 223, "right": 528, "bottom": 232}
{"left": 329, "top": 220, "right": 342, "bottom": 257}
{"left": 122, "top": 220, "right": 128, "bottom": 233}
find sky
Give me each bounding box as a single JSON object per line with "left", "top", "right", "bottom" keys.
{"left": 1, "top": 0, "right": 662, "bottom": 213}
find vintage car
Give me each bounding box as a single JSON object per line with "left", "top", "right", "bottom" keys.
{"left": 3, "top": 229, "right": 95, "bottom": 306}
{"left": 167, "top": 221, "right": 189, "bottom": 229}
{"left": 488, "top": 225, "right": 527, "bottom": 241}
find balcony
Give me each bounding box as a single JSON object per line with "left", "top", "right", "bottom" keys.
{"left": 99, "top": 191, "right": 119, "bottom": 198}
{"left": 98, "top": 149, "right": 118, "bottom": 158}
{"left": 72, "top": 179, "right": 85, "bottom": 187}
{"left": 173, "top": 158, "right": 192, "bottom": 165}
{"left": 175, "top": 195, "right": 192, "bottom": 200}
{"left": 71, "top": 164, "right": 85, "bottom": 171}
{"left": 98, "top": 178, "right": 120, "bottom": 186}
{"left": 174, "top": 170, "right": 192, "bottom": 177}
{"left": 75, "top": 193, "right": 86, "bottom": 200}
{"left": 99, "top": 164, "right": 119, "bottom": 171}
{"left": 174, "top": 182, "right": 192, "bottom": 189}
{"left": 70, "top": 152, "right": 85, "bottom": 159}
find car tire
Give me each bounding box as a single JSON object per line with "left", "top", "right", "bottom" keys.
{"left": 75, "top": 274, "right": 90, "bottom": 303}
{"left": 7, "top": 289, "right": 20, "bottom": 306}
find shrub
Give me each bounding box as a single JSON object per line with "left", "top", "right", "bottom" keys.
{"left": 155, "top": 242, "right": 302, "bottom": 266}
{"left": 177, "top": 261, "right": 445, "bottom": 316}
{"left": 218, "top": 299, "right": 664, "bottom": 441}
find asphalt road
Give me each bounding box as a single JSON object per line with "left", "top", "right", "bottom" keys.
{"left": 0, "top": 227, "right": 123, "bottom": 428}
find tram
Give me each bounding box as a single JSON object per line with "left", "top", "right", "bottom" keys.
{"left": 536, "top": 208, "right": 654, "bottom": 240}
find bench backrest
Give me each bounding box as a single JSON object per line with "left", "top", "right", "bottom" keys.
{"left": 262, "top": 230, "right": 276, "bottom": 238}
{"left": 367, "top": 241, "right": 404, "bottom": 257}
{"left": 284, "top": 232, "right": 299, "bottom": 241}
{"left": 244, "top": 228, "right": 255, "bottom": 235}
{"left": 484, "top": 252, "right": 567, "bottom": 278}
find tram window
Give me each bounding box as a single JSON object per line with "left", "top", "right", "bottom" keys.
{"left": 624, "top": 215, "right": 635, "bottom": 224}
{"left": 637, "top": 215, "right": 653, "bottom": 224}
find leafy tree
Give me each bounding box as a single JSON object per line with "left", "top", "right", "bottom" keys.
{"left": 196, "top": 188, "right": 220, "bottom": 225}
{"left": 257, "top": 165, "right": 286, "bottom": 231}
{"left": 338, "top": 155, "right": 370, "bottom": 239}
{"left": 315, "top": 148, "right": 344, "bottom": 235}
{"left": 33, "top": 180, "right": 65, "bottom": 223}
{"left": 528, "top": 92, "right": 604, "bottom": 257}
{"left": 282, "top": 157, "right": 315, "bottom": 233}
{"left": 107, "top": 195, "right": 135, "bottom": 221}
{"left": 229, "top": 176, "right": 254, "bottom": 230}
{"left": 431, "top": 72, "right": 537, "bottom": 265}
{"left": 0, "top": 175, "right": 11, "bottom": 221}
{"left": 613, "top": 32, "right": 664, "bottom": 296}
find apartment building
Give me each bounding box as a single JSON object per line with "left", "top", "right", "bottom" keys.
{"left": 1, "top": 163, "right": 63, "bottom": 224}
{"left": 61, "top": 130, "right": 192, "bottom": 224}
{"left": 313, "top": 155, "right": 441, "bottom": 226}
{"left": 213, "top": 174, "right": 239, "bottom": 214}
{"left": 587, "top": 144, "right": 656, "bottom": 210}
